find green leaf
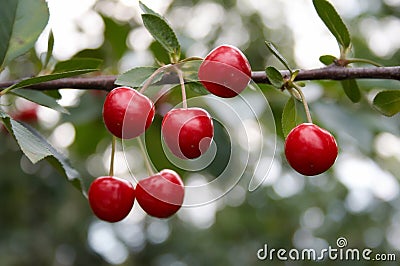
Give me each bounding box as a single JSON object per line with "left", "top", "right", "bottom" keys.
{"left": 103, "top": 16, "right": 130, "bottom": 60}
{"left": 115, "top": 67, "right": 161, "bottom": 88}
{"left": 167, "top": 82, "right": 209, "bottom": 99}
{"left": 53, "top": 58, "right": 102, "bottom": 73}
{"left": 265, "top": 41, "right": 292, "bottom": 73}
{"left": 340, "top": 79, "right": 361, "bottom": 103}
{"left": 43, "top": 30, "right": 54, "bottom": 69}
{"left": 282, "top": 97, "right": 297, "bottom": 138}
{"left": 139, "top": 1, "right": 162, "bottom": 17}
{"left": 43, "top": 90, "right": 62, "bottom": 100}
{"left": 297, "top": 82, "right": 306, "bottom": 87}
{"left": 181, "top": 59, "right": 202, "bottom": 82}
{"left": 139, "top": 1, "right": 181, "bottom": 63}
{"left": 1, "top": 0, "right": 49, "bottom": 68}
{"left": 11, "top": 89, "right": 68, "bottom": 114}
{"left": 5, "top": 69, "right": 99, "bottom": 92}
{"left": 11, "top": 120, "right": 51, "bottom": 163}
{"left": 150, "top": 41, "right": 171, "bottom": 65}
{"left": 141, "top": 14, "right": 180, "bottom": 59}
{"left": 185, "top": 82, "right": 209, "bottom": 95}
{"left": 312, "top": 0, "right": 351, "bottom": 49}
{"left": 373, "top": 90, "right": 400, "bottom": 117}
{"left": 319, "top": 55, "right": 337, "bottom": 65}
{"left": 0, "top": 0, "right": 18, "bottom": 67}
{"left": 265, "top": 66, "right": 284, "bottom": 89}
{"left": 0, "top": 110, "right": 83, "bottom": 192}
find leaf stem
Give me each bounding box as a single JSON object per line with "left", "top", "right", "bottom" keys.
{"left": 0, "top": 85, "right": 14, "bottom": 97}
{"left": 292, "top": 83, "right": 312, "bottom": 124}
{"left": 109, "top": 135, "right": 116, "bottom": 177}
{"left": 339, "top": 48, "right": 347, "bottom": 61}
{"left": 137, "top": 136, "right": 154, "bottom": 176}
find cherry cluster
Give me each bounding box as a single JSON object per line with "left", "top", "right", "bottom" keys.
{"left": 88, "top": 44, "right": 339, "bottom": 222}
{"left": 89, "top": 45, "right": 251, "bottom": 222}
{"left": 89, "top": 84, "right": 187, "bottom": 221}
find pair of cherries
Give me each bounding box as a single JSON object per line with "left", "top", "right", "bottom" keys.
{"left": 163, "top": 45, "right": 253, "bottom": 158}
{"left": 88, "top": 169, "right": 184, "bottom": 222}
{"left": 102, "top": 86, "right": 214, "bottom": 159}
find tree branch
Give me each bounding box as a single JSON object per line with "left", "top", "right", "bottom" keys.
{"left": 0, "top": 66, "right": 399, "bottom": 91}
{"left": 252, "top": 65, "right": 400, "bottom": 83}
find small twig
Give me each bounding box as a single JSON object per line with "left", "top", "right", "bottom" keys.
{"left": 253, "top": 66, "right": 400, "bottom": 83}
{"left": 0, "top": 75, "right": 117, "bottom": 91}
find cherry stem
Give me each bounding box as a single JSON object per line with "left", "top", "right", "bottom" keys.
{"left": 292, "top": 83, "right": 313, "bottom": 124}
{"left": 136, "top": 136, "right": 154, "bottom": 176}
{"left": 139, "top": 64, "right": 171, "bottom": 94}
{"left": 174, "top": 65, "right": 187, "bottom": 109}
{"left": 109, "top": 135, "right": 116, "bottom": 177}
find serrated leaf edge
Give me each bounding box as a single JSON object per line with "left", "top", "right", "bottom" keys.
{"left": 141, "top": 13, "right": 181, "bottom": 56}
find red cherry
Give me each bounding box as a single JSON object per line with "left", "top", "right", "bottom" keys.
{"left": 88, "top": 176, "right": 135, "bottom": 222}
{"left": 198, "top": 45, "right": 252, "bottom": 98}
{"left": 285, "top": 123, "right": 338, "bottom": 176}
{"left": 135, "top": 169, "right": 184, "bottom": 218}
{"left": 103, "top": 87, "right": 155, "bottom": 139}
{"left": 162, "top": 107, "right": 213, "bottom": 159}
{"left": 12, "top": 103, "right": 39, "bottom": 123}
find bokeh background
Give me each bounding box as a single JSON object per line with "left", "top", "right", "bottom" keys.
{"left": 1, "top": 0, "right": 400, "bottom": 265}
